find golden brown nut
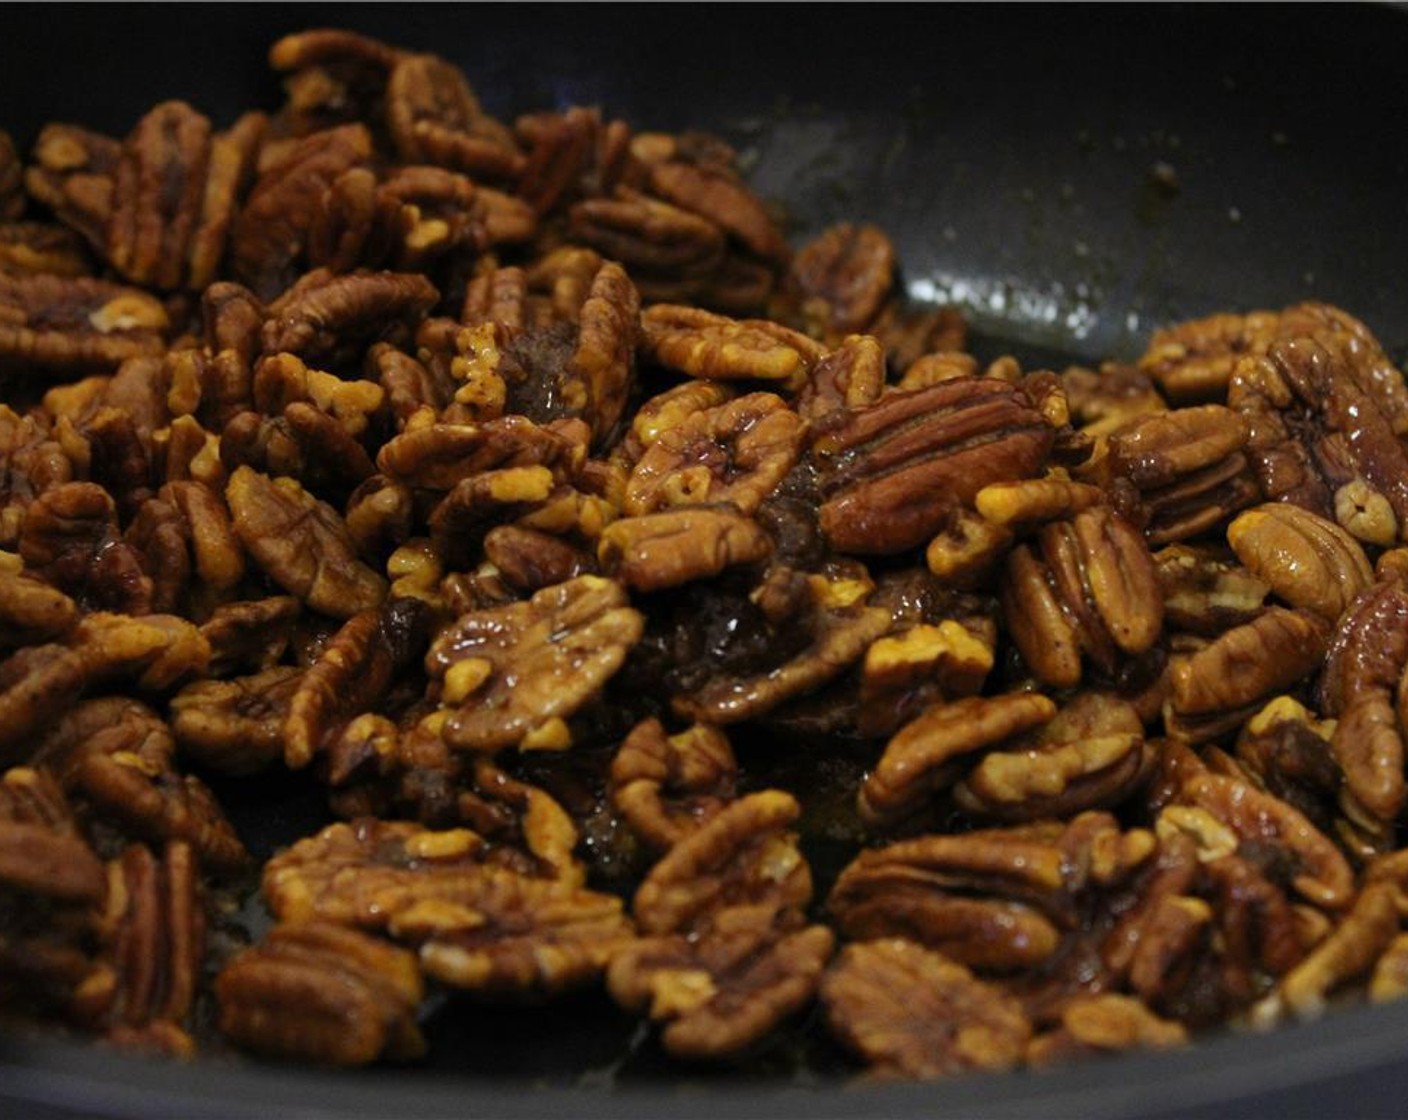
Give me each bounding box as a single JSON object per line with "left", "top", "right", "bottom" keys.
{"left": 385, "top": 53, "right": 523, "bottom": 181}
{"left": 1320, "top": 577, "right": 1408, "bottom": 835}
{"left": 1100, "top": 404, "right": 1259, "bottom": 545}
{"left": 216, "top": 921, "right": 425, "bottom": 1067}
{"left": 607, "top": 912, "right": 833, "bottom": 1061}
{"left": 820, "top": 939, "right": 1032, "bottom": 1080}
{"left": 1026, "top": 994, "right": 1187, "bottom": 1067}
{"left": 786, "top": 223, "right": 895, "bottom": 342}
{"left": 597, "top": 506, "right": 771, "bottom": 593}
{"left": 1231, "top": 326, "right": 1408, "bottom": 546}
{"left": 23, "top": 122, "right": 122, "bottom": 252}
{"left": 169, "top": 666, "right": 304, "bottom": 776}
{"left": 794, "top": 334, "right": 886, "bottom": 423}
{"left": 264, "top": 818, "right": 631, "bottom": 996}
{"left": 640, "top": 304, "right": 824, "bottom": 383}
{"left": 610, "top": 719, "right": 738, "bottom": 851}
{"left": 670, "top": 576, "right": 889, "bottom": 727}
{"left": 1227, "top": 502, "right": 1373, "bottom": 624}
{"left": 624, "top": 391, "right": 806, "bottom": 517}
{"left": 425, "top": 575, "right": 643, "bottom": 753}
{"left": 230, "top": 125, "right": 374, "bottom": 299}
{"left": 1000, "top": 505, "right": 1163, "bottom": 689}
{"left": 0, "top": 274, "right": 168, "bottom": 376}
{"left": 226, "top": 465, "right": 387, "bottom": 618}
{"left": 34, "top": 697, "right": 249, "bottom": 873}
{"left": 1138, "top": 307, "right": 1284, "bottom": 403}
{"left": 283, "top": 599, "right": 429, "bottom": 768}
{"left": 859, "top": 692, "right": 1057, "bottom": 828}
{"left": 1165, "top": 607, "right": 1328, "bottom": 743}
{"left": 811, "top": 377, "right": 1055, "bottom": 556}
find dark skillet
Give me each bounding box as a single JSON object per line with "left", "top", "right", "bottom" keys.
{"left": 3, "top": 4, "right": 1408, "bottom": 1116}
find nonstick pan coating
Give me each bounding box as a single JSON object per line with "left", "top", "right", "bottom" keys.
{"left": 3, "top": 4, "right": 1408, "bottom": 1116}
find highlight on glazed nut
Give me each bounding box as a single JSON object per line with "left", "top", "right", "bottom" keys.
{"left": 4, "top": 24, "right": 1408, "bottom": 1085}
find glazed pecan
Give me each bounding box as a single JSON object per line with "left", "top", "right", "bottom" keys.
{"left": 483, "top": 524, "right": 595, "bottom": 592}
{"left": 226, "top": 465, "right": 387, "bottom": 618}
{"left": 856, "top": 619, "right": 993, "bottom": 738}
{"left": 18, "top": 480, "right": 152, "bottom": 614}
{"left": 645, "top": 159, "right": 788, "bottom": 264}
{"left": 220, "top": 402, "right": 375, "bottom": 506}
{"left": 0, "top": 765, "right": 106, "bottom": 905}
{"left": 0, "top": 765, "right": 114, "bottom": 1026}
{"left": 126, "top": 481, "right": 246, "bottom": 614}
{"left": 283, "top": 598, "right": 430, "bottom": 768}
{"left": 639, "top": 304, "right": 825, "bottom": 383}
{"left": 1062, "top": 363, "right": 1167, "bottom": 439}
{"left": 170, "top": 666, "right": 304, "bottom": 776}
{"left": 794, "top": 334, "right": 886, "bottom": 423}
{"left": 567, "top": 190, "right": 724, "bottom": 278}
{"left": 0, "top": 274, "right": 168, "bottom": 375}
{"left": 953, "top": 692, "right": 1150, "bottom": 824}
{"left": 199, "top": 595, "right": 301, "bottom": 675}
{"left": 1138, "top": 308, "right": 1285, "bottom": 403}
{"left": 267, "top": 28, "right": 402, "bottom": 133}
{"left": 820, "top": 939, "right": 1032, "bottom": 1080}
{"left": 377, "top": 414, "right": 581, "bottom": 491}
{"left": 1154, "top": 544, "right": 1269, "bottom": 638}
{"left": 607, "top": 910, "right": 833, "bottom": 1061}
{"left": 1165, "top": 607, "right": 1328, "bottom": 744}
{"left": 105, "top": 101, "right": 212, "bottom": 290}
{"left": 624, "top": 391, "right": 806, "bottom": 517}
{"left": 1227, "top": 502, "right": 1372, "bottom": 624}
{"left": 24, "top": 122, "right": 121, "bottom": 252}
{"left": 385, "top": 53, "right": 522, "bottom": 182}
{"left": 216, "top": 921, "right": 424, "bottom": 1067}
{"left": 669, "top": 574, "right": 890, "bottom": 726}
{"left": 1026, "top": 994, "right": 1186, "bottom": 1067}
{"left": 1099, "top": 404, "right": 1259, "bottom": 545}
{"left": 1251, "top": 881, "right": 1398, "bottom": 1026}
{"left": 597, "top": 506, "right": 771, "bottom": 593}
{"left": 811, "top": 377, "right": 1055, "bottom": 555}
{"left": 829, "top": 813, "right": 1155, "bottom": 975}
{"left": 786, "top": 223, "right": 895, "bottom": 342}
{"left": 610, "top": 789, "right": 832, "bottom": 1058}
{"left": 1233, "top": 697, "right": 1359, "bottom": 855}
{"left": 264, "top": 818, "right": 632, "bottom": 997}
{"left": 424, "top": 574, "right": 643, "bottom": 753}
{"left": 0, "top": 221, "right": 93, "bottom": 278}
{"left": 1320, "top": 577, "right": 1408, "bottom": 835}
{"left": 261, "top": 268, "right": 437, "bottom": 364}
{"left": 230, "top": 124, "right": 373, "bottom": 299}
{"left": 1000, "top": 505, "right": 1163, "bottom": 689}
{"left": 34, "top": 697, "right": 248, "bottom": 873}
{"left": 102, "top": 841, "right": 205, "bottom": 1041}
{"left": 858, "top": 692, "right": 1057, "bottom": 828}
{"left": 1231, "top": 328, "right": 1408, "bottom": 546}
{"left": 609, "top": 718, "right": 737, "bottom": 851}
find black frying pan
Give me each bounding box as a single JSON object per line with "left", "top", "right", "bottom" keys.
{"left": 4, "top": 3, "right": 1408, "bottom": 1115}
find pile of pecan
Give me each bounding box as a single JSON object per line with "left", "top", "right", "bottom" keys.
{"left": 4, "top": 26, "right": 1408, "bottom": 1084}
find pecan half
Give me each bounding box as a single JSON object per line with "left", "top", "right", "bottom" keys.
{"left": 425, "top": 575, "right": 643, "bottom": 753}
{"left": 820, "top": 939, "right": 1032, "bottom": 1080}
{"left": 226, "top": 466, "right": 387, "bottom": 618}
{"left": 610, "top": 718, "right": 738, "bottom": 851}
{"left": 216, "top": 921, "right": 425, "bottom": 1066}
{"left": 811, "top": 377, "right": 1055, "bottom": 555}
{"left": 624, "top": 391, "right": 806, "bottom": 517}
{"left": 1227, "top": 502, "right": 1372, "bottom": 624}
{"left": 1000, "top": 506, "right": 1163, "bottom": 689}
{"left": 0, "top": 274, "right": 168, "bottom": 376}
